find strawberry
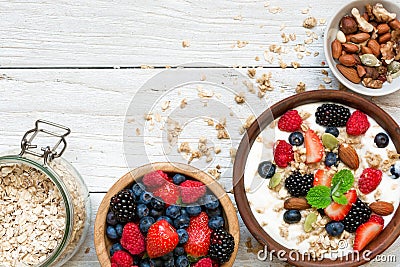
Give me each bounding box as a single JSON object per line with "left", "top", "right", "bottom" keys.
{"left": 313, "top": 169, "right": 332, "bottom": 187}
{"left": 180, "top": 180, "right": 206, "bottom": 204}
{"left": 273, "top": 140, "right": 294, "bottom": 168}
{"left": 369, "top": 215, "right": 384, "bottom": 226}
{"left": 146, "top": 220, "right": 179, "bottom": 258}
{"left": 120, "top": 223, "right": 145, "bottom": 255}
{"left": 142, "top": 170, "right": 169, "bottom": 190}
{"left": 193, "top": 258, "right": 213, "bottom": 267}
{"left": 277, "top": 110, "right": 303, "bottom": 132}
{"left": 358, "top": 168, "right": 382, "bottom": 194}
{"left": 346, "top": 110, "right": 370, "bottom": 136}
{"left": 153, "top": 181, "right": 180, "bottom": 205}
{"left": 110, "top": 250, "right": 133, "bottom": 267}
{"left": 304, "top": 129, "right": 324, "bottom": 163}
{"left": 353, "top": 221, "right": 383, "bottom": 251}
{"left": 324, "top": 189, "right": 357, "bottom": 221}
{"left": 184, "top": 212, "right": 211, "bottom": 257}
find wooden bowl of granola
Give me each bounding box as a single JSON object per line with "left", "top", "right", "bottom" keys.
{"left": 233, "top": 90, "right": 400, "bottom": 266}
{"left": 95, "top": 162, "right": 239, "bottom": 267}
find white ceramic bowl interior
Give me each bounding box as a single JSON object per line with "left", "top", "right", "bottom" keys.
{"left": 324, "top": 0, "right": 400, "bottom": 96}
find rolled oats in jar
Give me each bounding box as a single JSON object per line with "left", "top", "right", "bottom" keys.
{"left": 0, "top": 120, "right": 91, "bottom": 267}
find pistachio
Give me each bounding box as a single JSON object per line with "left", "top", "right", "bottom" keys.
{"left": 360, "top": 54, "right": 381, "bottom": 67}
{"left": 388, "top": 61, "right": 400, "bottom": 74}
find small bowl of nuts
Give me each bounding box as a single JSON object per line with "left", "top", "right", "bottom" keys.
{"left": 324, "top": 1, "right": 400, "bottom": 96}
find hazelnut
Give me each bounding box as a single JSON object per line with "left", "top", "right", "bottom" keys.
{"left": 340, "top": 16, "right": 358, "bottom": 34}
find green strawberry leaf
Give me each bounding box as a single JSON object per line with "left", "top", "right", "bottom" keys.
{"left": 331, "top": 169, "right": 354, "bottom": 195}
{"left": 332, "top": 194, "right": 348, "bottom": 205}
{"left": 306, "top": 185, "right": 332, "bottom": 208}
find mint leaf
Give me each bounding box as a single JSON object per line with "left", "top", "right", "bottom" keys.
{"left": 306, "top": 186, "right": 332, "bottom": 208}
{"left": 332, "top": 194, "right": 348, "bottom": 205}
{"left": 331, "top": 169, "right": 354, "bottom": 195}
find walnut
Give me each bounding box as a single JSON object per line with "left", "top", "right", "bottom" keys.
{"left": 372, "top": 3, "right": 396, "bottom": 23}
{"left": 362, "top": 78, "right": 383, "bottom": 89}
{"left": 351, "top": 8, "right": 374, "bottom": 32}
{"left": 381, "top": 41, "right": 395, "bottom": 62}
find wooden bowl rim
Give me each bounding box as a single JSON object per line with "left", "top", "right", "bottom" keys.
{"left": 95, "top": 162, "right": 240, "bottom": 267}
{"left": 233, "top": 90, "right": 400, "bottom": 267}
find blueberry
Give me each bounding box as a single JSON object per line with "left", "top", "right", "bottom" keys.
{"left": 106, "top": 211, "right": 117, "bottom": 226}
{"left": 390, "top": 162, "right": 400, "bottom": 179}
{"left": 132, "top": 183, "right": 144, "bottom": 197}
{"left": 174, "top": 214, "right": 190, "bottom": 229}
{"left": 325, "top": 152, "right": 338, "bottom": 167}
{"left": 175, "top": 255, "right": 190, "bottom": 267}
{"left": 186, "top": 205, "right": 202, "bottom": 217}
{"left": 109, "top": 243, "right": 123, "bottom": 256}
{"left": 163, "top": 257, "right": 175, "bottom": 267}
{"left": 180, "top": 208, "right": 188, "bottom": 217}
{"left": 150, "top": 209, "right": 163, "bottom": 218}
{"left": 166, "top": 205, "right": 181, "bottom": 219}
{"left": 174, "top": 246, "right": 185, "bottom": 256}
{"left": 374, "top": 132, "right": 389, "bottom": 148}
{"left": 149, "top": 258, "right": 163, "bottom": 267}
{"left": 136, "top": 203, "right": 149, "bottom": 218}
{"left": 283, "top": 210, "right": 301, "bottom": 224}
{"left": 288, "top": 131, "right": 304, "bottom": 146}
{"left": 139, "top": 216, "right": 155, "bottom": 233}
{"left": 173, "top": 173, "right": 186, "bottom": 185}
{"left": 257, "top": 160, "right": 276, "bottom": 179}
{"left": 204, "top": 195, "right": 220, "bottom": 210}
{"left": 138, "top": 191, "right": 153, "bottom": 205}
{"left": 206, "top": 207, "right": 222, "bottom": 217}
{"left": 106, "top": 225, "right": 118, "bottom": 239}
{"left": 177, "top": 228, "right": 189, "bottom": 244}
{"left": 150, "top": 197, "right": 165, "bottom": 211}
{"left": 157, "top": 215, "right": 173, "bottom": 225}
{"left": 115, "top": 224, "right": 123, "bottom": 237}
{"left": 325, "top": 221, "right": 344, "bottom": 236}
{"left": 139, "top": 258, "right": 151, "bottom": 267}
{"left": 161, "top": 252, "right": 173, "bottom": 261}
{"left": 208, "top": 216, "right": 225, "bottom": 230}
{"left": 325, "top": 127, "right": 339, "bottom": 137}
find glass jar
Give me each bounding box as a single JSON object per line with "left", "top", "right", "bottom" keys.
{"left": 0, "top": 120, "right": 91, "bottom": 267}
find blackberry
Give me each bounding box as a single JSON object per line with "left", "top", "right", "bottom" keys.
{"left": 209, "top": 228, "right": 235, "bottom": 264}
{"left": 110, "top": 189, "right": 136, "bottom": 223}
{"left": 284, "top": 171, "right": 314, "bottom": 197}
{"left": 315, "top": 104, "right": 351, "bottom": 127}
{"left": 341, "top": 198, "right": 371, "bottom": 233}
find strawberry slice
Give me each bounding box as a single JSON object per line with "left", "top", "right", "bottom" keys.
{"left": 353, "top": 221, "right": 383, "bottom": 251}
{"left": 305, "top": 129, "right": 324, "bottom": 163}
{"left": 313, "top": 169, "right": 332, "bottom": 187}
{"left": 324, "top": 189, "right": 357, "bottom": 221}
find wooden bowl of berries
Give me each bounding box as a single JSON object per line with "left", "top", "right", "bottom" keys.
{"left": 95, "top": 162, "right": 239, "bottom": 267}
{"left": 233, "top": 90, "right": 400, "bottom": 267}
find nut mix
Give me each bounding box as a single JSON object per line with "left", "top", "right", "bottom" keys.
{"left": 105, "top": 170, "right": 235, "bottom": 266}
{"left": 331, "top": 3, "right": 400, "bottom": 89}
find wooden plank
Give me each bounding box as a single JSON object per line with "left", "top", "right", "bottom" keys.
{"left": 3, "top": 0, "right": 400, "bottom": 67}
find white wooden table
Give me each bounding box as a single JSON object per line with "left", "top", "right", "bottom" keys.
{"left": 1, "top": 1, "right": 400, "bottom": 266}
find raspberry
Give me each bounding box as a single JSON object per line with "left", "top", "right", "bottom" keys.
{"left": 193, "top": 258, "right": 213, "bottom": 267}
{"left": 273, "top": 140, "right": 294, "bottom": 168}
{"left": 346, "top": 110, "right": 370, "bottom": 136}
{"left": 110, "top": 250, "right": 133, "bottom": 267}
{"left": 369, "top": 215, "right": 384, "bottom": 226}
{"left": 120, "top": 222, "right": 146, "bottom": 255}
{"left": 153, "top": 182, "right": 180, "bottom": 205}
{"left": 142, "top": 170, "right": 169, "bottom": 189}
{"left": 278, "top": 110, "right": 303, "bottom": 132}
{"left": 180, "top": 180, "right": 206, "bottom": 204}
{"left": 358, "top": 168, "right": 382, "bottom": 194}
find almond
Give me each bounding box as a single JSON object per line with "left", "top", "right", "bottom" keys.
{"left": 378, "top": 32, "right": 391, "bottom": 44}
{"left": 284, "top": 198, "right": 311, "bottom": 210}
{"left": 361, "top": 46, "right": 373, "bottom": 55}
{"left": 377, "top": 24, "right": 390, "bottom": 35}
{"left": 346, "top": 34, "right": 354, "bottom": 43}
{"left": 338, "top": 143, "right": 359, "bottom": 170}
{"left": 367, "top": 39, "right": 381, "bottom": 57}
{"left": 357, "top": 65, "right": 366, "bottom": 78}
{"left": 336, "top": 64, "right": 362, "bottom": 84}
{"left": 369, "top": 201, "right": 394, "bottom": 216}
{"left": 350, "top": 33, "right": 370, "bottom": 43}
{"left": 339, "top": 54, "right": 357, "bottom": 66}
{"left": 389, "top": 19, "right": 400, "bottom": 30}
{"left": 342, "top": 43, "right": 359, "bottom": 53}
{"left": 332, "top": 40, "right": 342, "bottom": 59}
